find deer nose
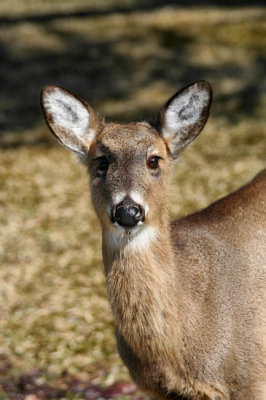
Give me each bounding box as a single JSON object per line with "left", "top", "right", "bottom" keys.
{"left": 111, "top": 197, "right": 145, "bottom": 228}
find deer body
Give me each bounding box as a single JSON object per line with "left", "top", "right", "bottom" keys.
{"left": 105, "top": 170, "right": 266, "bottom": 400}
{"left": 41, "top": 82, "right": 266, "bottom": 400}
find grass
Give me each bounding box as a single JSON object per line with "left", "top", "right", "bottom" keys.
{"left": 0, "top": 0, "right": 265, "bottom": 391}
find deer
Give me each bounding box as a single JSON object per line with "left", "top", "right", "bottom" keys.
{"left": 41, "top": 81, "right": 266, "bottom": 400}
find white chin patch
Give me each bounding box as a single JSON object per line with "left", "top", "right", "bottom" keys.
{"left": 107, "top": 224, "right": 157, "bottom": 253}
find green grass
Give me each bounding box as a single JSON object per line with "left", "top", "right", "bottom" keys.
{"left": 0, "top": 0, "right": 265, "bottom": 387}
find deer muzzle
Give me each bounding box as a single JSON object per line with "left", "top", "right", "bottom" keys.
{"left": 111, "top": 196, "right": 145, "bottom": 228}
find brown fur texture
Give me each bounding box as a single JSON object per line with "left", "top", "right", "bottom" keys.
{"left": 41, "top": 82, "right": 266, "bottom": 400}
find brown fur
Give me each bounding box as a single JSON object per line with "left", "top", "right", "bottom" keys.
{"left": 103, "top": 170, "right": 266, "bottom": 400}
{"left": 41, "top": 82, "right": 266, "bottom": 400}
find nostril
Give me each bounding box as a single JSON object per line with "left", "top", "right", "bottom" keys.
{"left": 127, "top": 206, "right": 139, "bottom": 218}
{"left": 134, "top": 205, "right": 145, "bottom": 221}
{"left": 114, "top": 205, "right": 126, "bottom": 221}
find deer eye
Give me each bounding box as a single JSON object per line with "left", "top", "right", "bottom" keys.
{"left": 147, "top": 156, "right": 162, "bottom": 170}
{"left": 95, "top": 156, "right": 109, "bottom": 174}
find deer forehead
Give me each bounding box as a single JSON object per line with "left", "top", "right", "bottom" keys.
{"left": 94, "top": 122, "right": 166, "bottom": 156}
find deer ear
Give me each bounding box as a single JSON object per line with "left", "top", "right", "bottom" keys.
{"left": 159, "top": 81, "right": 212, "bottom": 158}
{"left": 41, "top": 86, "right": 97, "bottom": 163}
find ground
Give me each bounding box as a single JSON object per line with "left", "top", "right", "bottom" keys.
{"left": 0, "top": 1, "right": 265, "bottom": 399}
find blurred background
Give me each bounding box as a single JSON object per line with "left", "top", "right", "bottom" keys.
{"left": 0, "top": 0, "right": 265, "bottom": 398}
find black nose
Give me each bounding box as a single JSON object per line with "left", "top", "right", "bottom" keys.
{"left": 111, "top": 197, "right": 145, "bottom": 228}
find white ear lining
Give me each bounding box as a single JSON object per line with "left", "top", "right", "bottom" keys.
{"left": 163, "top": 87, "right": 210, "bottom": 138}
{"left": 42, "top": 87, "right": 97, "bottom": 161}
{"left": 43, "top": 87, "right": 90, "bottom": 137}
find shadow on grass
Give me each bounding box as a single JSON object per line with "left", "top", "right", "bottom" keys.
{"left": 0, "top": 0, "right": 265, "bottom": 25}
{"left": 0, "top": 1, "right": 265, "bottom": 148}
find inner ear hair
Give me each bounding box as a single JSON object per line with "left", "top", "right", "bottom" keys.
{"left": 159, "top": 81, "right": 212, "bottom": 158}
{"left": 41, "top": 85, "right": 98, "bottom": 162}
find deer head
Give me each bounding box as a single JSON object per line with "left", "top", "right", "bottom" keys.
{"left": 41, "top": 81, "right": 212, "bottom": 249}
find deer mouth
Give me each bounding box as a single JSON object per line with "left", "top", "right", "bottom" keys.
{"left": 112, "top": 220, "right": 144, "bottom": 236}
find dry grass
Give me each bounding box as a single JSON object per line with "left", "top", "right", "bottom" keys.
{"left": 0, "top": 0, "right": 265, "bottom": 388}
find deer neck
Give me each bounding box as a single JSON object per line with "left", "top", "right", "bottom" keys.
{"left": 102, "top": 221, "right": 185, "bottom": 361}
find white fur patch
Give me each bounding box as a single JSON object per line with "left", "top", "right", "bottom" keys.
{"left": 112, "top": 192, "right": 126, "bottom": 206}
{"left": 107, "top": 225, "right": 157, "bottom": 253}
{"left": 130, "top": 191, "right": 149, "bottom": 216}
{"left": 43, "top": 87, "right": 94, "bottom": 154}
{"left": 163, "top": 86, "right": 209, "bottom": 138}
{"left": 107, "top": 192, "right": 126, "bottom": 218}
